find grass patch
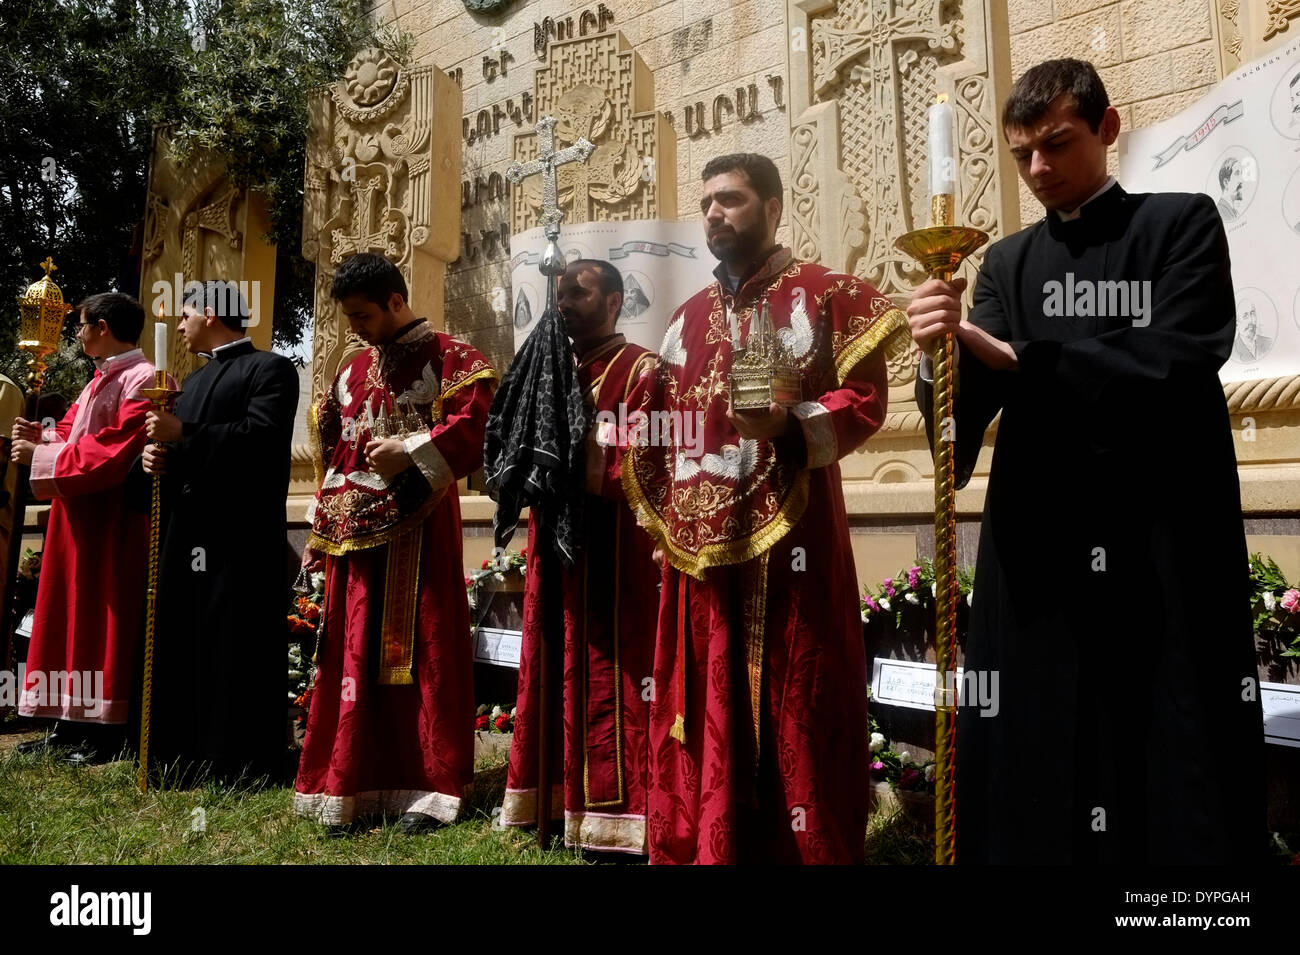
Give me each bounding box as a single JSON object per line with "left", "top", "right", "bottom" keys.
{"left": 0, "top": 741, "right": 586, "bottom": 865}
{"left": 0, "top": 725, "right": 932, "bottom": 864}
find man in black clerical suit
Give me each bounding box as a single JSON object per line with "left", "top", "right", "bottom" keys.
{"left": 141, "top": 281, "right": 299, "bottom": 784}
{"left": 907, "top": 59, "right": 1265, "bottom": 864}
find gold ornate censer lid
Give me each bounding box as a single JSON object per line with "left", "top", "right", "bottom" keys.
{"left": 17, "top": 256, "right": 71, "bottom": 355}
{"left": 729, "top": 297, "right": 802, "bottom": 410}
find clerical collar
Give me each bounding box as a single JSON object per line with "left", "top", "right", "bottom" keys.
{"left": 1054, "top": 176, "right": 1118, "bottom": 221}
{"left": 199, "top": 336, "right": 252, "bottom": 360}
{"left": 102, "top": 348, "right": 145, "bottom": 370}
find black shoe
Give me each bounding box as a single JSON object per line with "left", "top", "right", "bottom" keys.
{"left": 62, "top": 745, "right": 113, "bottom": 767}
{"left": 15, "top": 721, "right": 79, "bottom": 754}
{"left": 397, "top": 811, "right": 440, "bottom": 834}
{"left": 15, "top": 735, "right": 57, "bottom": 755}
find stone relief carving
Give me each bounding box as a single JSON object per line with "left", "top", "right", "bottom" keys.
{"left": 786, "top": 0, "right": 1018, "bottom": 448}
{"left": 510, "top": 31, "right": 676, "bottom": 233}
{"left": 140, "top": 129, "right": 275, "bottom": 384}
{"left": 303, "top": 49, "right": 460, "bottom": 401}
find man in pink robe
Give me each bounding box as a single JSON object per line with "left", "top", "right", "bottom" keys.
{"left": 13, "top": 292, "right": 162, "bottom": 764}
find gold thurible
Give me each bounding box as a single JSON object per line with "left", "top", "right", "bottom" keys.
{"left": 895, "top": 182, "right": 988, "bottom": 865}
{"left": 137, "top": 363, "right": 178, "bottom": 793}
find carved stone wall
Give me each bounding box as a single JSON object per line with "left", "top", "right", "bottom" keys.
{"left": 372, "top": 0, "right": 1300, "bottom": 521}
{"left": 302, "top": 49, "right": 461, "bottom": 401}
{"left": 140, "top": 129, "right": 277, "bottom": 384}
{"left": 785, "top": 0, "right": 1019, "bottom": 502}
{"left": 377, "top": 0, "right": 791, "bottom": 377}
{"left": 510, "top": 32, "right": 676, "bottom": 233}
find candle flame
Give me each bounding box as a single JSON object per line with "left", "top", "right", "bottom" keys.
{"left": 936, "top": 93, "right": 949, "bottom": 104}
{"left": 158, "top": 302, "right": 165, "bottom": 320}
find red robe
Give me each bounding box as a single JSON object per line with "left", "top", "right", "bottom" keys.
{"left": 503, "top": 338, "right": 659, "bottom": 853}
{"left": 294, "top": 321, "right": 495, "bottom": 825}
{"left": 19, "top": 350, "right": 159, "bottom": 725}
{"left": 622, "top": 247, "right": 909, "bottom": 864}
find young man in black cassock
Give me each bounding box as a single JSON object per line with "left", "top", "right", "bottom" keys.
{"left": 141, "top": 281, "right": 299, "bottom": 784}
{"left": 908, "top": 59, "right": 1266, "bottom": 864}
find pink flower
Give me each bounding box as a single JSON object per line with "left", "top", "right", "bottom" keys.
{"left": 1283, "top": 589, "right": 1300, "bottom": 614}
{"left": 870, "top": 760, "right": 885, "bottom": 774}
{"left": 864, "top": 595, "right": 881, "bottom": 613}
{"left": 883, "top": 578, "right": 896, "bottom": 597}
{"left": 899, "top": 768, "right": 922, "bottom": 790}
{"left": 907, "top": 566, "right": 920, "bottom": 589}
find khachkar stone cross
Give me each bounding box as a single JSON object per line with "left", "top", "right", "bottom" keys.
{"left": 506, "top": 115, "right": 594, "bottom": 247}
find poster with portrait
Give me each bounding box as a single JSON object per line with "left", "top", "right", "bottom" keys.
{"left": 508, "top": 219, "right": 717, "bottom": 355}
{"left": 1118, "top": 40, "right": 1300, "bottom": 383}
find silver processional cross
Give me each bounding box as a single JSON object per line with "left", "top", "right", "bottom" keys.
{"left": 506, "top": 115, "right": 595, "bottom": 282}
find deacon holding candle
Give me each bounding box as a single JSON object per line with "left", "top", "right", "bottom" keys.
{"left": 139, "top": 281, "right": 298, "bottom": 786}
{"left": 13, "top": 292, "right": 169, "bottom": 765}
{"left": 906, "top": 58, "right": 1266, "bottom": 863}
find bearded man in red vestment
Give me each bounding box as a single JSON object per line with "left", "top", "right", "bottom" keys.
{"left": 623, "top": 154, "right": 910, "bottom": 864}
{"left": 13, "top": 292, "right": 164, "bottom": 765}
{"left": 295, "top": 253, "right": 496, "bottom": 833}
{"left": 503, "top": 259, "right": 659, "bottom": 853}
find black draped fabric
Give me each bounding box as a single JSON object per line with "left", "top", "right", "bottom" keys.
{"left": 140, "top": 341, "right": 299, "bottom": 784}
{"left": 918, "top": 185, "right": 1267, "bottom": 863}
{"left": 484, "top": 305, "right": 589, "bottom": 568}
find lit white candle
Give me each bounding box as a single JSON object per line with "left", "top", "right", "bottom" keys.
{"left": 929, "top": 94, "right": 956, "bottom": 201}
{"left": 154, "top": 316, "right": 168, "bottom": 373}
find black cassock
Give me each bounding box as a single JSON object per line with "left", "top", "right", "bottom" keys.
{"left": 919, "top": 184, "right": 1267, "bottom": 863}
{"left": 144, "top": 340, "right": 299, "bottom": 783}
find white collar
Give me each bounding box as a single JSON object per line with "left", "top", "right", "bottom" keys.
{"left": 1056, "top": 176, "right": 1118, "bottom": 221}
{"left": 197, "top": 340, "right": 250, "bottom": 361}
{"left": 210, "top": 335, "right": 250, "bottom": 353}
{"left": 101, "top": 348, "right": 145, "bottom": 370}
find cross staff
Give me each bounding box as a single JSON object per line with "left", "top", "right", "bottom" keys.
{"left": 506, "top": 116, "right": 595, "bottom": 242}
{"left": 504, "top": 114, "right": 594, "bottom": 849}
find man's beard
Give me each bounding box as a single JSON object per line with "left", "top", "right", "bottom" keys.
{"left": 561, "top": 307, "right": 603, "bottom": 340}
{"left": 707, "top": 217, "right": 768, "bottom": 266}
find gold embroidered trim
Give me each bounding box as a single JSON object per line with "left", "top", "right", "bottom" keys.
{"left": 307, "top": 485, "right": 448, "bottom": 556}
{"left": 439, "top": 366, "right": 497, "bottom": 407}
{"left": 585, "top": 344, "right": 629, "bottom": 409}
{"left": 501, "top": 787, "right": 565, "bottom": 826}
{"left": 377, "top": 528, "right": 421, "bottom": 685}
{"left": 625, "top": 353, "right": 657, "bottom": 400}
{"left": 563, "top": 811, "right": 647, "bottom": 854}
{"left": 621, "top": 457, "right": 810, "bottom": 579}
{"left": 307, "top": 399, "right": 327, "bottom": 488}
{"left": 745, "top": 552, "right": 769, "bottom": 763}
{"left": 833, "top": 307, "right": 910, "bottom": 386}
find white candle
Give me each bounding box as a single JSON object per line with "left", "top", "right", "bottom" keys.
{"left": 154, "top": 320, "right": 168, "bottom": 373}
{"left": 929, "top": 95, "right": 956, "bottom": 199}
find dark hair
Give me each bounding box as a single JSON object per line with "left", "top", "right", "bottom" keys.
{"left": 75, "top": 292, "right": 144, "bottom": 344}
{"left": 1002, "top": 58, "right": 1110, "bottom": 134}
{"left": 701, "top": 153, "right": 783, "bottom": 205}
{"left": 183, "top": 280, "right": 250, "bottom": 331}
{"left": 330, "top": 253, "right": 408, "bottom": 307}
{"left": 567, "top": 259, "right": 624, "bottom": 298}
{"left": 1218, "top": 157, "right": 1240, "bottom": 188}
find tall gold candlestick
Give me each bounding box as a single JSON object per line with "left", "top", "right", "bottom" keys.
{"left": 895, "top": 111, "right": 988, "bottom": 863}
{"left": 137, "top": 357, "right": 178, "bottom": 793}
